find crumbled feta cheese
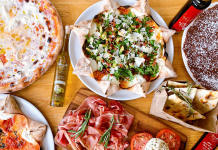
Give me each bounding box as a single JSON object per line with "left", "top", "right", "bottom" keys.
{"left": 134, "top": 57, "right": 145, "bottom": 67}
{"left": 98, "top": 44, "right": 104, "bottom": 53}
{"left": 110, "top": 66, "right": 118, "bottom": 74}
{"left": 141, "top": 28, "right": 146, "bottom": 32}
{"left": 90, "top": 49, "right": 98, "bottom": 55}
{"left": 114, "top": 18, "right": 122, "bottom": 24}
{"left": 94, "top": 32, "right": 101, "bottom": 39}
{"left": 102, "top": 75, "right": 120, "bottom": 85}
{"left": 114, "top": 56, "right": 121, "bottom": 63}
{"left": 129, "top": 53, "right": 135, "bottom": 58}
{"left": 119, "top": 29, "right": 127, "bottom": 36}
{"left": 120, "top": 55, "right": 125, "bottom": 60}
{"left": 104, "top": 52, "right": 111, "bottom": 59}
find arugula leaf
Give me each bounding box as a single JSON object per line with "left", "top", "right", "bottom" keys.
{"left": 143, "top": 16, "right": 151, "bottom": 22}
{"left": 150, "top": 40, "right": 155, "bottom": 45}
{"left": 84, "top": 35, "right": 89, "bottom": 39}
{"left": 108, "top": 31, "right": 112, "bottom": 35}
{"left": 114, "top": 68, "right": 134, "bottom": 81}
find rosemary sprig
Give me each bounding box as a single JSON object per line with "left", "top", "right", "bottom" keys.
{"left": 186, "top": 81, "right": 193, "bottom": 96}
{"left": 68, "top": 109, "right": 91, "bottom": 139}
{"left": 165, "top": 86, "right": 194, "bottom": 118}
{"left": 99, "top": 116, "right": 115, "bottom": 149}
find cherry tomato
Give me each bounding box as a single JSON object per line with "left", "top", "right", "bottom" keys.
{"left": 156, "top": 129, "right": 180, "bottom": 150}
{"left": 131, "top": 133, "right": 153, "bottom": 150}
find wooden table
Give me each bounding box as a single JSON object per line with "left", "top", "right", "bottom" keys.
{"left": 11, "top": 0, "right": 218, "bottom": 149}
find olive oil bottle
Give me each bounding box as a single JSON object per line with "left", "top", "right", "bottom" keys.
{"left": 50, "top": 26, "right": 71, "bottom": 107}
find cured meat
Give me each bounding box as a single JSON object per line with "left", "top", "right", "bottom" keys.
{"left": 55, "top": 96, "right": 134, "bottom": 150}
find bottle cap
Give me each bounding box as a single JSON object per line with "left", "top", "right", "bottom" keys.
{"left": 65, "top": 25, "right": 71, "bottom": 34}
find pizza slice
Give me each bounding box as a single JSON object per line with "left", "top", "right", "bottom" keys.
{"left": 0, "top": 95, "right": 47, "bottom": 150}
{"left": 71, "top": 0, "right": 177, "bottom": 97}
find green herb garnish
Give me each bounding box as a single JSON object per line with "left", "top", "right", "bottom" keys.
{"left": 114, "top": 68, "right": 134, "bottom": 81}
{"left": 186, "top": 81, "right": 193, "bottom": 96}
{"left": 98, "top": 116, "right": 115, "bottom": 148}
{"left": 165, "top": 86, "right": 194, "bottom": 118}
{"left": 68, "top": 109, "right": 91, "bottom": 139}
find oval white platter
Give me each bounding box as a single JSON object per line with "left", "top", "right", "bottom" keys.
{"left": 0, "top": 94, "right": 54, "bottom": 150}
{"left": 69, "top": 0, "right": 174, "bottom": 100}
{"left": 181, "top": 2, "right": 218, "bottom": 85}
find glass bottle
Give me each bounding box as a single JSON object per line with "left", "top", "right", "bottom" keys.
{"left": 50, "top": 26, "right": 71, "bottom": 107}
{"left": 169, "top": 0, "right": 211, "bottom": 32}
{"left": 191, "top": 132, "right": 218, "bottom": 150}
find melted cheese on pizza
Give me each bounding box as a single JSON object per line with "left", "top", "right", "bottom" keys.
{"left": 84, "top": 7, "right": 165, "bottom": 88}
{"left": 0, "top": 0, "right": 58, "bottom": 86}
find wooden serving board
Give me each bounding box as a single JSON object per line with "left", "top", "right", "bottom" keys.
{"left": 63, "top": 88, "right": 187, "bottom": 150}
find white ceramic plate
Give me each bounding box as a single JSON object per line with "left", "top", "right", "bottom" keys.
{"left": 181, "top": 2, "right": 218, "bottom": 85}
{"left": 0, "top": 94, "right": 54, "bottom": 150}
{"left": 69, "top": 0, "right": 174, "bottom": 100}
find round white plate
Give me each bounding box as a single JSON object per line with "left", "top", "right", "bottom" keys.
{"left": 0, "top": 94, "right": 54, "bottom": 150}
{"left": 69, "top": 0, "right": 174, "bottom": 100}
{"left": 181, "top": 2, "right": 218, "bottom": 85}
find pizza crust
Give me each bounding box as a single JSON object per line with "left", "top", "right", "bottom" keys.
{"left": 71, "top": 0, "right": 176, "bottom": 97}
{"left": 27, "top": 118, "right": 47, "bottom": 145}
{"left": 0, "top": 94, "right": 23, "bottom": 114}
{"left": 0, "top": 0, "right": 64, "bottom": 93}
{"left": 0, "top": 95, "right": 47, "bottom": 146}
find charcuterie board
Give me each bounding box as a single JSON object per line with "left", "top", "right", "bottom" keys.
{"left": 63, "top": 88, "right": 187, "bottom": 150}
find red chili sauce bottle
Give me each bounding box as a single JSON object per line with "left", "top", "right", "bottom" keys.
{"left": 169, "top": 0, "right": 211, "bottom": 32}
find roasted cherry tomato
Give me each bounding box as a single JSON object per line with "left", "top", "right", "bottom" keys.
{"left": 156, "top": 129, "right": 181, "bottom": 150}
{"left": 131, "top": 133, "right": 153, "bottom": 150}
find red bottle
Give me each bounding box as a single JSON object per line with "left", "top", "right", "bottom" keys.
{"left": 191, "top": 132, "right": 218, "bottom": 150}
{"left": 169, "top": 0, "right": 211, "bottom": 32}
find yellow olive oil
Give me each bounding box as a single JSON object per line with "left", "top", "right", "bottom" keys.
{"left": 50, "top": 26, "right": 70, "bottom": 107}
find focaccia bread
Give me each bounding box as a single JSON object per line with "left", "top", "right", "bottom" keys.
{"left": 0, "top": 0, "right": 63, "bottom": 93}
{"left": 163, "top": 94, "right": 206, "bottom": 122}
{"left": 71, "top": 0, "right": 176, "bottom": 97}
{"left": 0, "top": 95, "right": 47, "bottom": 149}
{"left": 193, "top": 89, "right": 218, "bottom": 114}
{"left": 163, "top": 81, "right": 218, "bottom": 123}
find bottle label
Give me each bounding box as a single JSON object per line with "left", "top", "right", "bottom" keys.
{"left": 171, "top": 5, "right": 203, "bottom": 31}
{"left": 194, "top": 133, "right": 218, "bottom": 150}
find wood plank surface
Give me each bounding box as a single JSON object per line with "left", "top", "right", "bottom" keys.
{"left": 9, "top": 0, "right": 218, "bottom": 150}
{"left": 61, "top": 88, "right": 187, "bottom": 150}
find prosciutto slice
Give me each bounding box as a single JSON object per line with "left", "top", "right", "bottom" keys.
{"left": 55, "top": 96, "right": 134, "bottom": 150}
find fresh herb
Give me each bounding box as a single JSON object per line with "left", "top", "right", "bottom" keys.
{"left": 68, "top": 109, "right": 91, "bottom": 139}
{"left": 98, "top": 116, "right": 115, "bottom": 148}
{"left": 143, "top": 16, "right": 151, "bottom": 22}
{"left": 84, "top": 35, "right": 89, "bottom": 39}
{"left": 165, "top": 86, "right": 194, "bottom": 118}
{"left": 114, "top": 68, "right": 134, "bottom": 81}
{"left": 104, "top": 19, "right": 110, "bottom": 27}
{"left": 149, "top": 40, "right": 155, "bottom": 46}
{"left": 108, "top": 31, "right": 112, "bottom": 35}
{"left": 186, "top": 81, "right": 193, "bottom": 96}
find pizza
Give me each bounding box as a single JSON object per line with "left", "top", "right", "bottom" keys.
{"left": 0, "top": 0, "right": 63, "bottom": 93}
{"left": 0, "top": 95, "right": 47, "bottom": 149}
{"left": 71, "top": 0, "right": 177, "bottom": 97}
